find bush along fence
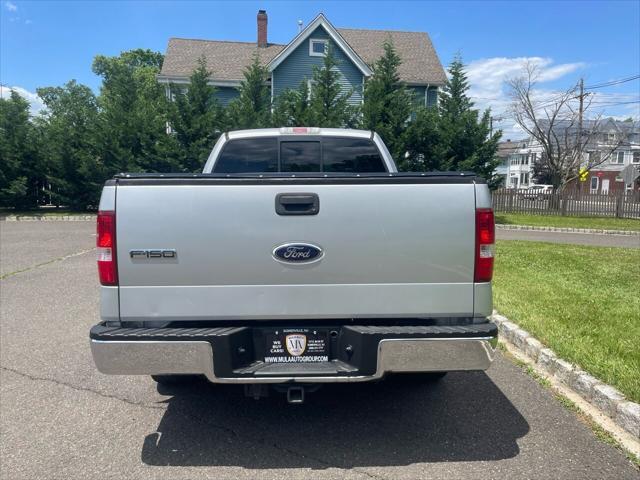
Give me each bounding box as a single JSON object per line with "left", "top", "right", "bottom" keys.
{"left": 492, "top": 189, "right": 640, "bottom": 219}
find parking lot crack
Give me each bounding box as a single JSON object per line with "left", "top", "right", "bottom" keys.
{"left": 0, "top": 366, "right": 165, "bottom": 411}
{"left": 2, "top": 365, "right": 387, "bottom": 476}
{"left": 0, "top": 248, "right": 96, "bottom": 280}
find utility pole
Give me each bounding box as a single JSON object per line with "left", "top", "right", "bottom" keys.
{"left": 576, "top": 78, "right": 586, "bottom": 193}
{"left": 578, "top": 78, "right": 584, "bottom": 142}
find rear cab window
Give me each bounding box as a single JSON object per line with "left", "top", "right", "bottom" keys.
{"left": 322, "top": 137, "right": 385, "bottom": 172}
{"left": 280, "top": 141, "right": 321, "bottom": 172}
{"left": 213, "top": 136, "right": 386, "bottom": 174}
{"left": 213, "top": 137, "right": 278, "bottom": 173}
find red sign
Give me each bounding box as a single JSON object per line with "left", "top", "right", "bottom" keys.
{"left": 596, "top": 171, "right": 604, "bottom": 177}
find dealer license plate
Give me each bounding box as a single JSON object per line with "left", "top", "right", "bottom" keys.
{"left": 264, "top": 328, "right": 329, "bottom": 363}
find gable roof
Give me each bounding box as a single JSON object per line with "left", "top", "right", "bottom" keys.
{"left": 267, "top": 14, "right": 372, "bottom": 76}
{"left": 496, "top": 141, "right": 520, "bottom": 158}
{"left": 159, "top": 38, "right": 285, "bottom": 83}
{"left": 159, "top": 15, "right": 447, "bottom": 86}
{"left": 337, "top": 28, "right": 447, "bottom": 85}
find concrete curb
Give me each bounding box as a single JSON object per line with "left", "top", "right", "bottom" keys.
{"left": 491, "top": 311, "right": 640, "bottom": 442}
{"left": 0, "top": 215, "right": 96, "bottom": 222}
{"left": 496, "top": 224, "right": 640, "bottom": 236}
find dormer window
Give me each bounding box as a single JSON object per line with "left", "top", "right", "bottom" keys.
{"left": 309, "top": 39, "right": 328, "bottom": 57}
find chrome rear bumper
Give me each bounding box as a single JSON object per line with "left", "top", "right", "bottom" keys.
{"left": 91, "top": 335, "right": 497, "bottom": 384}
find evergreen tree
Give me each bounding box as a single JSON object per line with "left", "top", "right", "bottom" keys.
{"left": 92, "top": 49, "right": 177, "bottom": 175}
{"left": 404, "top": 106, "right": 444, "bottom": 171}
{"left": 227, "top": 54, "right": 271, "bottom": 129}
{"left": 437, "top": 55, "right": 501, "bottom": 185}
{"left": 168, "top": 56, "right": 222, "bottom": 172}
{"left": 307, "top": 45, "right": 358, "bottom": 127}
{"left": 361, "top": 39, "right": 414, "bottom": 163}
{"left": 271, "top": 81, "right": 312, "bottom": 127}
{"left": 37, "top": 81, "right": 103, "bottom": 209}
{"left": 0, "top": 90, "right": 43, "bottom": 209}
{"left": 438, "top": 55, "right": 473, "bottom": 121}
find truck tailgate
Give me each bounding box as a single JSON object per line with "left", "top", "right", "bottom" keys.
{"left": 114, "top": 177, "right": 477, "bottom": 321}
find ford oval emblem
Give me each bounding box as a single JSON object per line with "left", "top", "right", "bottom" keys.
{"left": 273, "top": 243, "right": 323, "bottom": 264}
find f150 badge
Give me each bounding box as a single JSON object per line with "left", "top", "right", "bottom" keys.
{"left": 273, "top": 243, "right": 323, "bottom": 264}
{"left": 130, "top": 249, "right": 176, "bottom": 259}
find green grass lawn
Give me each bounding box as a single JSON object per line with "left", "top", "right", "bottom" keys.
{"left": 493, "top": 240, "right": 640, "bottom": 402}
{"left": 495, "top": 213, "right": 640, "bottom": 231}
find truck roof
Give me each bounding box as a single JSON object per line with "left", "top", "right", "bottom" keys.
{"left": 225, "top": 127, "right": 375, "bottom": 140}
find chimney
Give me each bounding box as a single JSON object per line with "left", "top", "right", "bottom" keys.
{"left": 257, "top": 10, "right": 268, "bottom": 48}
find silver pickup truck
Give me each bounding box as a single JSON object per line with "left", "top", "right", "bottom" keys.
{"left": 90, "top": 127, "right": 497, "bottom": 403}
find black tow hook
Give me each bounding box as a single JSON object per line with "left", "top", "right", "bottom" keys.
{"left": 286, "top": 386, "right": 305, "bottom": 404}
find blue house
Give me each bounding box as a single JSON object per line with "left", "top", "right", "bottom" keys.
{"left": 158, "top": 11, "right": 446, "bottom": 109}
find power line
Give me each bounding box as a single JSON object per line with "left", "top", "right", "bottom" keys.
{"left": 584, "top": 74, "right": 640, "bottom": 90}
{"left": 589, "top": 100, "right": 640, "bottom": 106}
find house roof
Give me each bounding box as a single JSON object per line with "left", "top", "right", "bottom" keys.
{"left": 267, "top": 14, "right": 372, "bottom": 76}
{"left": 537, "top": 118, "right": 640, "bottom": 136}
{"left": 496, "top": 141, "right": 520, "bottom": 158}
{"left": 337, "top": 28, "right": 446, "bottom": 85}
{"left": 159, "top": 17, "right": 447, "bottom": 86}
{"left": 159, "top": 38, "right": 286, "bottom": 83}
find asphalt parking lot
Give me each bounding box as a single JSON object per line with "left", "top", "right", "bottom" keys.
{"left": 1, "top": 221, "right": 638, "bottom": 479}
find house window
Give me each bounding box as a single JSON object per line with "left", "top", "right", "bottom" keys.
{"left": 426, "top": 87, "right": 438, "bottom": 107}
{"left": 309, "top": 39, "right": 328, "bottom": 57}
{"left": 590, "top": 176, "right": 599, "bottom": 192}
{"left": 520, "top": 172, "right": 529, "bottom": 185}
{"left": 633, "top": 151, "right": 640, "bottom": 164}
{"left": 610, "top": 151, "right": 625, "bottom": 164}
{"left": 604, "top": 132, "right": 617, "bottom": 143}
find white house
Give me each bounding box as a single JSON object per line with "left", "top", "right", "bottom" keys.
{"left": 495, "top": 119, "right": 640, "bottom": 192}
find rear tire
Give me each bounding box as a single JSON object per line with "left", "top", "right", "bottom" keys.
{"left": 151, "top": 374, "right": 202, "bottom": 385}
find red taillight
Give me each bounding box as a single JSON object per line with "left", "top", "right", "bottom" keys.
{"left": 97, "top": 211, "right": 118, "bottom": 285}
{"left": 475, "top": 208, "right": 495, "bottom": 283}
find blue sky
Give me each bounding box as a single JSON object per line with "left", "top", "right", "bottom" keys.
{"left": 1, "top": 0, "right": 639, "bottom": 137}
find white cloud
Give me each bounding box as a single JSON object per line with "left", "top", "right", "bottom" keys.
{"left": 464, "top": 56, "right": 586, "bottom": 139}
{"left": 5, "top": 1, "right": 17, "bottom": 11}
{"left": 0, "top": 85, "right": 46, "bottom": 115}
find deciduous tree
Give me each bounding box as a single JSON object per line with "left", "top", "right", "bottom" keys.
{"left": 508, "top": 62, "right": 628, "bottom": 191}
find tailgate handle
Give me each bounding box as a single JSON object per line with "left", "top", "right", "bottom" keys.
{"left": 275, "top": 193, "right": 319, "bottom": 216}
